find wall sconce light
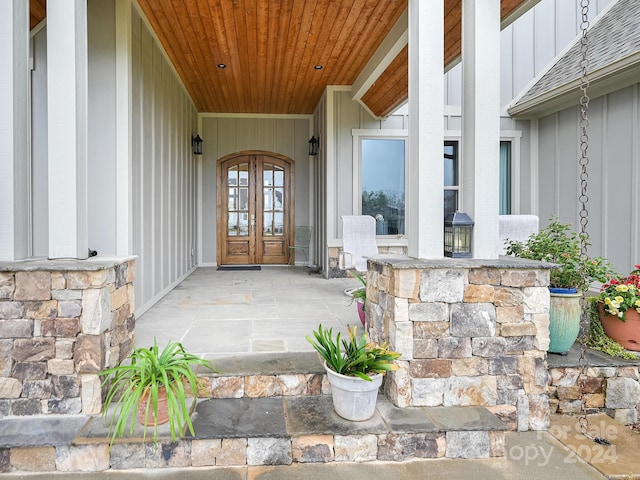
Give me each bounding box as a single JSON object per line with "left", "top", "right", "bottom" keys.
{"left": 444, "top": 211, "right": 474, "bottom": 258}
{"left": 192, "top": 135, "right": 203, "bottom": 155}
{"left": 308, "top": 136, "right": 319, "bottom": 156}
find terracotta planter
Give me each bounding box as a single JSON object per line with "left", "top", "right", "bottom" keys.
{"left": 598, "top": 303, "right": 640, "bottom": 351}
{"left": 137, "top": 386, "right": 170, "bottom": 426}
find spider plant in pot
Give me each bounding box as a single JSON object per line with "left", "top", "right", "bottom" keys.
{"left": 99, "top": 339, "right": 214, "bottom": 445}
{"left": 306, "top": 324, "right": 400, "bottom": 421}
{"left": 349, "top": 271, "right": 367, "bottom": 326}
{"left": 504, "top": 217, "right": 613, "bottom": 354}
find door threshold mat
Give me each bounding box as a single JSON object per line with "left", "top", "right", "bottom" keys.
{"left": 217, "top": 265, "right": 262, "bottom": 271}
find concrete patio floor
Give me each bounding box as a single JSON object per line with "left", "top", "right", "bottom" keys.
{"left": 135, "top": 267, "right": 362, "bottom": 357}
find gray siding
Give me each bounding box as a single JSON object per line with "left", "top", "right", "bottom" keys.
{"left": 131, "top": 6, "right": 198, "bottom": 313}
{"left": 87, "top": 0, "right": 117, "bottom": 257}
{"left": 331, "top": 89, "right": 408, "bottom": 240}
{"left": 313, "top": 92, "right": 328, "bottom": 272}
{"left": 31, "top": 28, "right": 48, "bottom": 257}
{"left": 536, "top": 84, "right": 640, "bottom": 273}
{"left": 200, "top": 116, "right": 311, "bottom": 264}
{"left": 29, "top": 0, "right": 120, "bottom": 258}
{"left": 446, "top": 0, "right": 614, "bottom": 109}
{"left": 28, "top": 2, "right": 196, "bottom": 313}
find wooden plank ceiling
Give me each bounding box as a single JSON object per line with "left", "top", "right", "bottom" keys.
{"left": 30, "top": 0, "right": 530, "bottom": 117}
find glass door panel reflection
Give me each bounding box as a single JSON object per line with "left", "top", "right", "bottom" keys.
{"left": 227, "top": 163, "right": 249, "bottom": 237}
{"left": 261, "top": 164, "right": 284, "bottom": 236}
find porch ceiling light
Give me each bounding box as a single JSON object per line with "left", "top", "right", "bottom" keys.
{"left": 308, "top": 136, "right": 319, "bottom": 156}
{"left": 192, "top": 135, "right": 203, "bottom": 155}
{"left": 217, "top": 63, "right": 227, "bottom": 68}
{"left": 444, "top": 212, "right": 474, "bottom": 258}
{"left": 314, "top": 65, "right": 323, "bottom": 70}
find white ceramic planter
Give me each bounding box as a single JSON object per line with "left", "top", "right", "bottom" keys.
{"left": 324, "top": 363, "right": 382, "bottom": 421}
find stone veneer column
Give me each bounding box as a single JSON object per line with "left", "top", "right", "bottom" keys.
{"left": 0, "top": 257, "right": 136, "bottom": 416}
{"left": 366, "top": 256, "right": 553, "bottom": 431}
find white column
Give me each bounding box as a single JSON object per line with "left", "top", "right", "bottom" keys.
{"left": 0, "top": 2, "right": 29, "bottom": 261}
{"left": 47, "top": 0, "right": 89, "bottom": 259}
{"left": 461, "top": 0, "right": 501, "bottom": 259}
{"left": 115, "top": 0, "right": 133, "bottom": 256}
{"left": 407, "top": 0, "right": 444, "bottom": 258}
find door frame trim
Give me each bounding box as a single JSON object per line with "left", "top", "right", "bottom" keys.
{"left": 216, "top": 150, "right": 295, "bottom": 266}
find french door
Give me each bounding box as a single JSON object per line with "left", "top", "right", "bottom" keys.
{"left": 217, "top": 152, "right": 293, "bottom": 265}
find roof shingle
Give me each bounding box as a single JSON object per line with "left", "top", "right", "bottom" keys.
{"left": 514, "top": 0, "right": 640, "bottom": 106}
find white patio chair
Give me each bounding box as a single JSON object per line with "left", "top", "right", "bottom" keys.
{"left": 498, "top": 214, "right": 539, "bottom": 254}
{"left": 339, "top": 215, "right": 378, "bottom": 273}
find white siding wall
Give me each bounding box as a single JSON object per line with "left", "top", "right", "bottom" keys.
{"left": 199, "top": 115, "right": 311, "bottom": 265}
{"left": 131, "top": 7, "right": 198, "bottom": 313}
{"left": 536, "top": 84, "right": 640, "bottom": 273}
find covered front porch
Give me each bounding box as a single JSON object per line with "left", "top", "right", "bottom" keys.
{"left": 3, "top": 262, "right": 640, "bottom": 476}
{"left": 134, "top": 266, "right": 360, "bottom": 356}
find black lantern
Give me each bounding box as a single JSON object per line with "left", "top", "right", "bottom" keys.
{"left": 192, "top": 135, "right": 203, "bottom": 155}
{"left": 308, "top": 136, "right": 319, "bottom": 156}
{"left": 444, "top": 212, "right": 474, "bottom": 258}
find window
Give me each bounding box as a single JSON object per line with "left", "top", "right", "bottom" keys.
{"left": 444, "top": 141, "right": 459, "bottom": 218}
{"left": 361, "top": 138, "right": 405, "bottom": 235}
{"left": 358, "top": 137, "right": 515, "bottom": 232}
{"left": 499, "top": 141, "right": 512, "bottom": 214}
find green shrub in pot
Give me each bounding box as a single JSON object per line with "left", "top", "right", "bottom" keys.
{"left": 504, "top": 216, "right": 613, "bottom": 291}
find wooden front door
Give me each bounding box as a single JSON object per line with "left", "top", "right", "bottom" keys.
{"left": 217, "top": 152, "right": 294, "bottom": 265}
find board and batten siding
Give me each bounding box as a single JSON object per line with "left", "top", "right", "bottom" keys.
{"left": 29, "top": 1, "right": 120, "bottom": 258}
{"left": 313, "top": 91, "right": 328, "bottom": 273}
{"left": 131, "top": 6, "right": 198, "bottom": 314}
{"left": 199, "top": 115, "right": 311, "bottom": 265}
{"left": 445, "top": 0, "right": 614, "bottom": 109}
{"left": 331, "top": 88, "right": 408, "bottom": 241}
{"left": 537, "top": 84, "right": 640, "bottom": 273}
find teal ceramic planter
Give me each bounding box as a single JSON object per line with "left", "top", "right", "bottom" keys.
{"left": 548, "top": 290, "right": 582, "bottom": 354}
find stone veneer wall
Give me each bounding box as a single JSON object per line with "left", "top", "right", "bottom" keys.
{"left": 549, "top": 363, "right": 640, "bottom": 425}
{"left": 327, "top": 246, "right": 408, "bottom": 278}
{"left": 366, "top": 256, "right": 553, "bottom": 431}
{"left": 0, "top": 258, "right": 136, "bottom": 416}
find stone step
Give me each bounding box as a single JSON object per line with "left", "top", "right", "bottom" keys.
{"left": 73, "top": 395, "right": 508, "bottom": 470}
{"left": 201, "top": 352, "right": 328, "bottom": 399}
{"left": 0, "top": 395, "right": 509, "bottom": 472}
{"left": 1, "top": 352, "right": 512, "bottom": 473}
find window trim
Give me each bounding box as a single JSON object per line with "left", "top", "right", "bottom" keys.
{"left": 443, "top": 130, "right": 522, "bottom": 214}
{"left": 499, "top": 133, "right": 521, "bottom": 214}
{"left": 351, "top": 129, "right": 522, "bottom": 239}
{"left": 444, "top": 140, "right": 460, "bottom": 216}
